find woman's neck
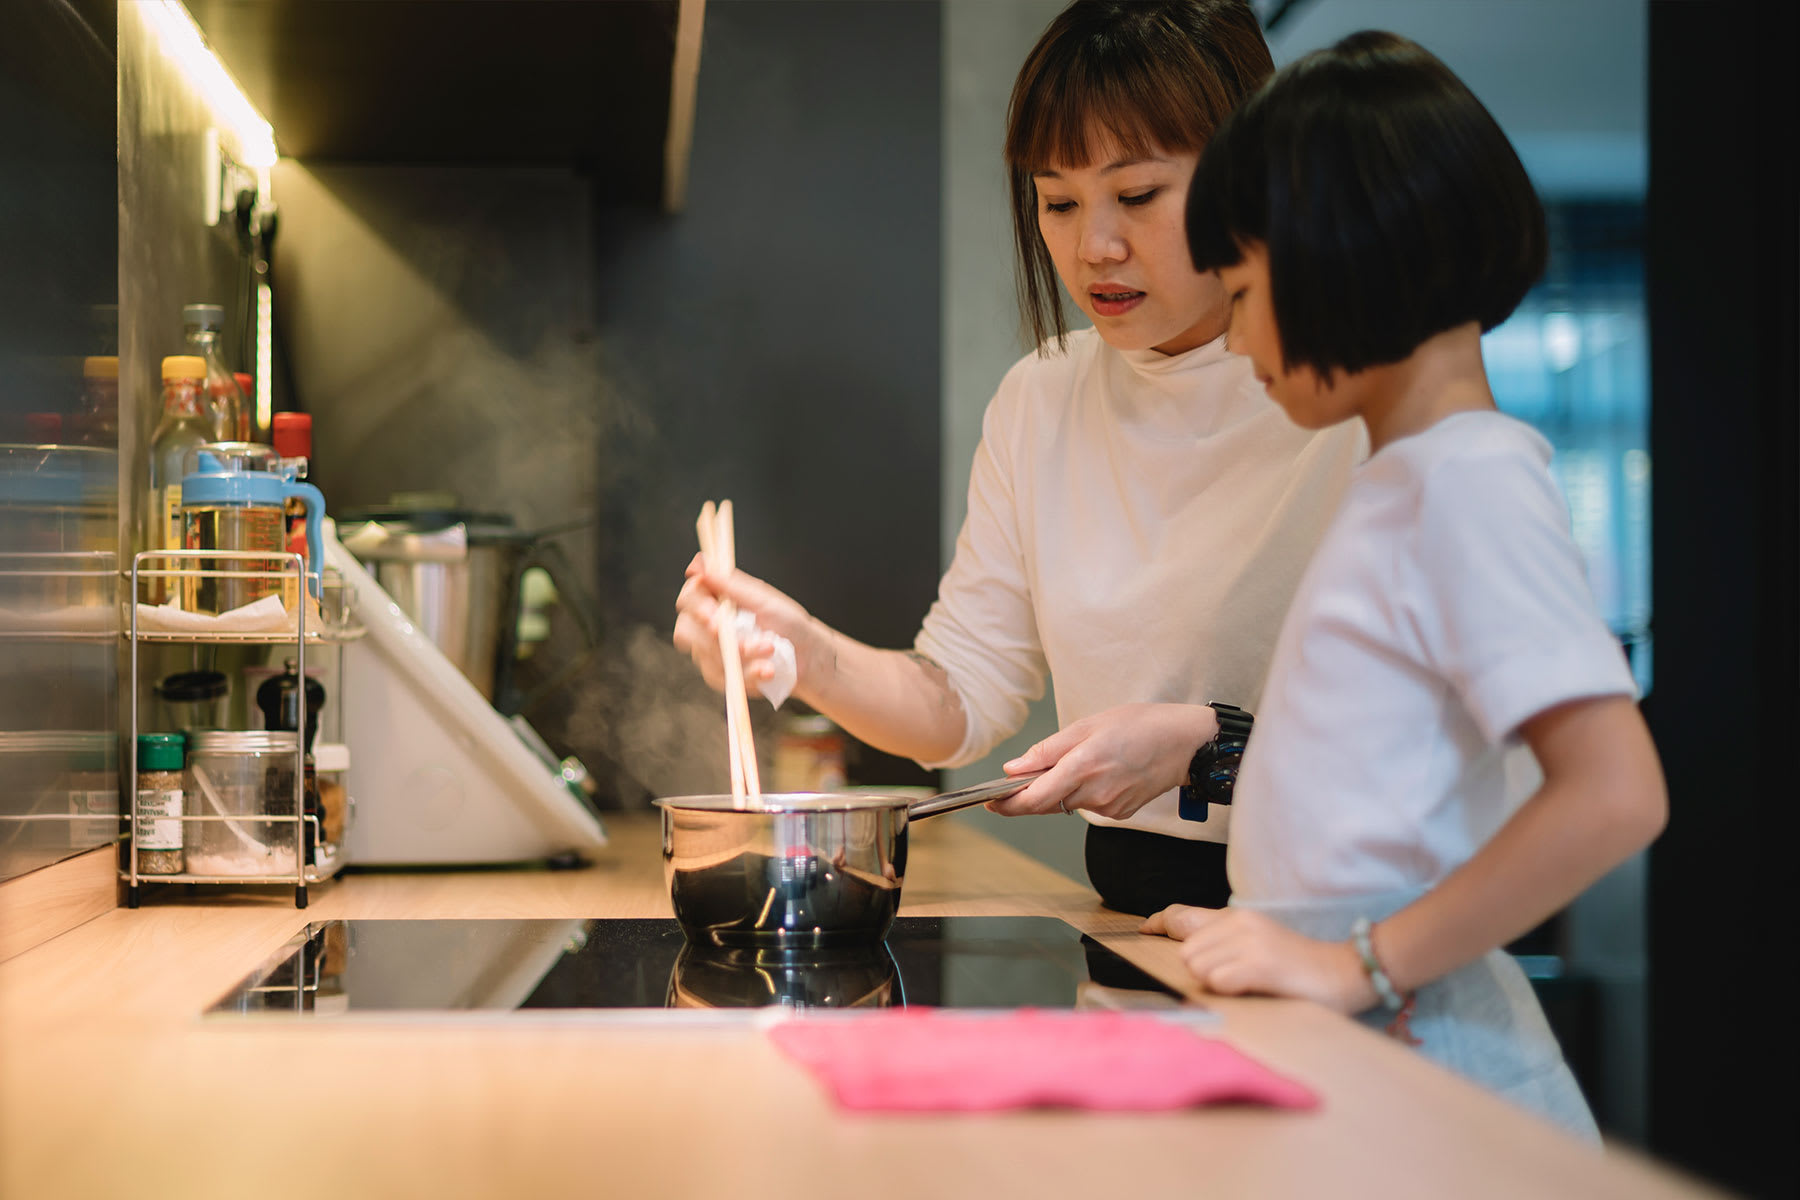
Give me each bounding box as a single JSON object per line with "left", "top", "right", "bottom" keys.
{"left": 1148, "top": 303, "right": 1230, "bottom": 357}
{"left": 1357, "top": 322, "right": 1496, "bottom": 452}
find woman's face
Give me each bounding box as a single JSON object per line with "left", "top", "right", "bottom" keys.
{"left": 1034, "top": 132, "right": 1227, "bottom": 355}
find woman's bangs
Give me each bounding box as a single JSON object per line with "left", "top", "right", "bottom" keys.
{"left": 1011, "top": 62, "right": 1188, "bottom": 171}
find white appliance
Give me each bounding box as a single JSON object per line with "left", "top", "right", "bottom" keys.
{"left": 324, "top": 526, "right": 606, "bottom": 865}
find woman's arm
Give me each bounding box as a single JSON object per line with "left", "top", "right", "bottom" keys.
{"left": 1145, "top": 694, "right": 1667, "bottom": 1011}
{"left": 673, "top": 555, "right": 967, "bottom": 765}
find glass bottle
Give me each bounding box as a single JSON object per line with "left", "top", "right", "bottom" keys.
{"left": 147, "top": 357, "right": 210, "bottom": 600}
{"left": 182, "top": 303, "right": 248, "bottom": 442}
{"left": 70, "top": 356, "right": 118, "bottom": 446}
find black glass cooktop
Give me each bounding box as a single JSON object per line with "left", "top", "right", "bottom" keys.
{"left": 207, "top": 917, "right": 1192, "bottom": 1017}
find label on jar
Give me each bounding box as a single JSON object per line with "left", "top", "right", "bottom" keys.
{"left": 134, "top": 787, "right": 184, "bottom": 851}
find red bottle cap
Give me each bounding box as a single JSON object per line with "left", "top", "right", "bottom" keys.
{"left": 271, "top": 411, "right": 312, "bottom": 459}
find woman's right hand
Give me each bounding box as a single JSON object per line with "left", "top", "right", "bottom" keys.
{"left": 672, "top": 553, "right": 825, "bottom": 694}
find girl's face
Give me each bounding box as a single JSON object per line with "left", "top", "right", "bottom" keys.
{"left": 1218, "top": 243, "right": 1352, "bottom": 426}
{"left": 1034, "top": 132, "right": 1226, "bottom": 355}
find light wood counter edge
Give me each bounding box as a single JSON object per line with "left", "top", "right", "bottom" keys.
{"left": 0, "top": 815, "right": 1723, "bottom": 1200}
{"left": 0, "top": 844, "right": 116, "bottom": 964}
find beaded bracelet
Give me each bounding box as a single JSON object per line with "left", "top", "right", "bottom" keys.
{"left": 1350, "top": 916, "right": 1406, "bottom": 1012}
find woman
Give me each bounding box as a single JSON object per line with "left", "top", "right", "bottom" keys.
{"left": 674, "top": 0, "right": 1363, "bottom": 916}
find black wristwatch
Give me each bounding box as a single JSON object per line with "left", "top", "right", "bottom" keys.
{"left": 1178, "top": 702, "right": 1254, "bottom": 822}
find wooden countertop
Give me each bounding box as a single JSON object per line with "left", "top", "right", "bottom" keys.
{"left": 0, "top": 815, "right": 1720, "bottom": 1200}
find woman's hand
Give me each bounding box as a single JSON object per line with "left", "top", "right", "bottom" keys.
{"left": 672, "top": 554, "right": 828, "bottom": 694}
{"left": 984, "top": 702, "right": 1217, "bottom": 819}
{"left": 1141, "top": 904, "right": 1377, "bottom": 1015}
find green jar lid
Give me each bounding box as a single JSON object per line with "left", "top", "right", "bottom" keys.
{"left": 137, "top": 732, "right": 185, "bottom": 772}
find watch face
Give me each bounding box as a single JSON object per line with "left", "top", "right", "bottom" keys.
{"left": 1177, "top": 787, "right": 1210, "bottom": 823}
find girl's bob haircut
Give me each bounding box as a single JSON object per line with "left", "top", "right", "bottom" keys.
{"left": 1187, "top": 31, "right": 1548, "bottom": 376}
{"left": 1005, "top": 0, "right": 1273, "bottom": 351}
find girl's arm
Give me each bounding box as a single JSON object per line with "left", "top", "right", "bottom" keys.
{"left": 1362, "top": 692, "right": 1666, "bottom": 995}
{"left": 1145, "top": 693, "right": 1666, "bottom": 1011}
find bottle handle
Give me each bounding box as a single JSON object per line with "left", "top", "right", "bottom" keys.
{"left": 283, "top": 481, "right": 327, "bottom": 598}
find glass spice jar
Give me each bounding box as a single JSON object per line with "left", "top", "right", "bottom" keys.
{"left": 134, "top": 733, "right": 185, "bottom": 875}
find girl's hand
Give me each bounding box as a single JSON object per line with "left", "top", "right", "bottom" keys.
{"left": 1141, "top": 905, "right": 1379, "bottom": 1015}
{"left": 986, "top": 703, "right": 1217, "bottom": 819}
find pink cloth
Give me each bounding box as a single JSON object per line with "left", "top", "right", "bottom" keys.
{"left": 767, "top": 1009, "right": 1319, "bottom": 1112}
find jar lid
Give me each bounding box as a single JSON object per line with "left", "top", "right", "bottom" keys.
{"left": 186, "top": 730, "right": 300, "bottom": 753}
{"left": 182, "top": 303, "right": 224, "bottom": 329}
{"left": 179, "top": 449, "right": 288, "bottom": 506}
{"left": 137, "top": 732, "right": 185, "bottom": 771}
{"left": 162, "top": 355, "right": 205, "bottom": 381}
{"left": 83, "top": 356, "right": 119, "bottom": 380}
{"left": 157, "top": 669, "right": 228, "bottom": 702}
{"left": 313, "top": 742, "right": 350, "bottom": 772}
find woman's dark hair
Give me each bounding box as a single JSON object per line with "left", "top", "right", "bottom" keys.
{"left": 1186, "top": 31, "right": 1547, "bottom": 376}
{"left": 1005, "top": 0, "right": 1274, "bottom": 351}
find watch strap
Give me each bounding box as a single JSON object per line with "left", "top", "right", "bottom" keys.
{"left": 1177, "top": 702, "right": 1254, "bottom": 822}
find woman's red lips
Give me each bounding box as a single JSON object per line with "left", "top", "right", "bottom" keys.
{"left": 1089, "top": 284, "right": 1145, "bottom": 317}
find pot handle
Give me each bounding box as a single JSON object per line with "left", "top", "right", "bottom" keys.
{"left": 907, "top": 771, "right": 1047, "bottom": 821}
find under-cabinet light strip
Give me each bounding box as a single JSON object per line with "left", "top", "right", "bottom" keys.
{"left": 142, "top": 0, "right": 277, "bottom": 169}
{"left": 257, "top": 281, "right": 273, "bottom": 435}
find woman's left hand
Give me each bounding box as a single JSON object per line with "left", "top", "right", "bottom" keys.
{"left": 1141, "top": 905, "right": 1378, "bottom": 1015}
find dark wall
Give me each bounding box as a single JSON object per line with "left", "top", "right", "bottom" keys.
{"left": 573, "top": 0, "right": 944, "bottom": 792}
{"left": 275, "top": 1, "right": 942, "bottom": 802}
{"left": 1645, "top": 3, "right": 1799, "bottom": 1197}
{"left": 589, "top": 0, "right": 941, "bottom": 642}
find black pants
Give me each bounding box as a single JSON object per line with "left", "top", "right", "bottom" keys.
{"left": 1084, "top": 824, "right": 1231, "bottom": 917}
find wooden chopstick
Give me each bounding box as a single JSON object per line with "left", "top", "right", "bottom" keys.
{"left": 715, "top": 500, "right": 762, "bottom": 800}
{"left": 695, "top": 502, "right": 743, "bottom": 805}
{"left": 696, "top": 500, "right": 760, "bottom": 807}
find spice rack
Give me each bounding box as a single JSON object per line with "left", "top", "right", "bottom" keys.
{"left": 125, "top": 549, "right": 362, "bottom": 909}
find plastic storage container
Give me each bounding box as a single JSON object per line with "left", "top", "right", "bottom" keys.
{"left": 183, "top": 730, "right": 304, "bottom": 878}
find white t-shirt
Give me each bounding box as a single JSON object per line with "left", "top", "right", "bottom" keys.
{"left": 915, "top": 329, "right": 1365, "bottom": 841}
{"left": 1228, "top": 411, "right": 1639, "bottom": 902}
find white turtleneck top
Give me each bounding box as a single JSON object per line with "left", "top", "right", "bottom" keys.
{"left": 915, "top": 328, "right": 1366, "bottom": 842}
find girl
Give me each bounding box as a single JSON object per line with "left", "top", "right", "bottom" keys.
{"left": 1145, "top": 31, "right": 1668, "bottom": 1138}
{"left": 674, "top": 0, "right": 1364, "bottom": 916}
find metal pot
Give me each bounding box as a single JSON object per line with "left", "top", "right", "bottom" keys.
{"left": 665, "top": 941, "right": 900, "bottom": 1009}
{"left": 337, "top": 506, "right": 599, "bottom": 714}
{"left": 655, "top": 773, "right": 1041, "bottom": 953}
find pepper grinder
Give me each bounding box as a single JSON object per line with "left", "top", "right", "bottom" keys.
{"left": 255, "top": 658, "right": 326, "bottom": 752}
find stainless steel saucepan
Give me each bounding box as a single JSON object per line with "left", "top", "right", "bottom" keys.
{"left": 655, "top": 773, "right": 1043, "bottom": 953}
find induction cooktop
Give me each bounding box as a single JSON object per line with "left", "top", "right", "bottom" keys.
{"left": 206, "top": 917, "right": 1197, "bottom": 1018}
